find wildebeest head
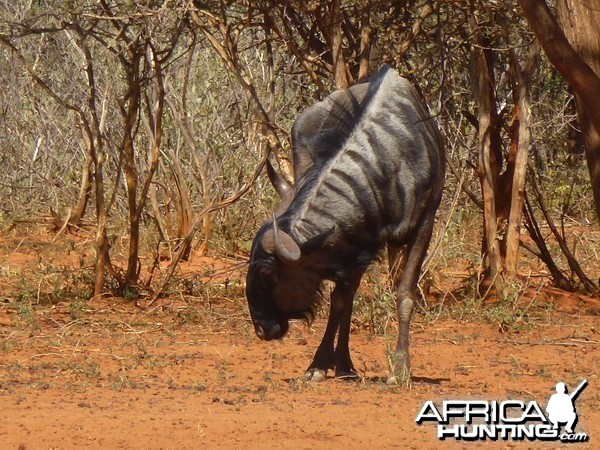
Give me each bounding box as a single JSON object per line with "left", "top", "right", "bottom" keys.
{"left": 245, "top": 74, "right": 372, "bottom": 342}
{"left": 246, "top": 215, "right": 325, "bottom": 341}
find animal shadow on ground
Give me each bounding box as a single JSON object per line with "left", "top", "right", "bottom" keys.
{"left": 282, "top": 375, "right": 450, "bottom": 385}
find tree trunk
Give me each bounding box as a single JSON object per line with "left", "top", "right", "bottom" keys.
{"left": 331, "top": 0, "right": 349, "bottom": 89}
{"left": 92, "top": 139, "right": 110, "bottom": 298}
{"left": 474, "top": 45, "right": 505, "bottom": 298}
{"left": 123, "top": 92, "right": 141, "bottom": 288}
{"left": 518, "top": 0, "right": 600, "bottom": 221}
{"left": 556, "top": 0, "right": 600, "bottom": 223}
{"left": 504, "top": 50, "right": 533, "bottom": 277}
{"left": 358, "top": 1, "right": 371, "bottom": 80}
{"left": 70, "top": 154, "right": 93, "bottom": 226}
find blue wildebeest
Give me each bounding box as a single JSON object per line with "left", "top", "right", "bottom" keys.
{"left": 246, "top": 65, "right": 445, "bottom": 382}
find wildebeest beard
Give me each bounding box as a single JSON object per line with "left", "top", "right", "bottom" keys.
{"left": 270, "top": 265, "right": 325, "bottom": 323}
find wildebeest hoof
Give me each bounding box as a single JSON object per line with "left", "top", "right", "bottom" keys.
{"left": 335, "top": 370, "right": 359, "bottom": 381}
{"left": 303, "top": 368, "right": 327, "bottom": 382}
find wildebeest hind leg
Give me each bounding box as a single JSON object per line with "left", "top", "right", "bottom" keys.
{"left": 304, "top": 276, "right": 361, "bottom": 381}
{"left": 387, "top": 214, "right": 435, "bottom": 385}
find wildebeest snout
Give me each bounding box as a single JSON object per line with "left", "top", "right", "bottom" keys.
{"left": 254, "top": 319, "right": 288, "bottom": 341}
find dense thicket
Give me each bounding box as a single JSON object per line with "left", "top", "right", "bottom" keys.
{"left": 0, "top": 1, "right": 597, "bottom": 299}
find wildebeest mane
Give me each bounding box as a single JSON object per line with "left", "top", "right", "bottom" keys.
{"left": 277, "top": 72, "right": 390, "bottom": 273}
{"left": 291, "top": 66, "right": 392, "bottom": 183}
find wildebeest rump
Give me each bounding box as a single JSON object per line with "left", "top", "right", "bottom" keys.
{"left": 246, "top": 65, "right": 445, "bottom": 382}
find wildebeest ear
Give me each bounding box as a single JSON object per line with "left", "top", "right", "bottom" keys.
{"left": 300, "top": 227, "right": 335, "bottom": 255}
{"left": 261, "top": 219, "right": 301, "bottom": 263}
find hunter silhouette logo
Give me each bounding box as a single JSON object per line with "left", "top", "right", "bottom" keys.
{"left": 416, "top": 379, "right": 589, "bottom": 442}
{"left": 546, "top": 379, "right": 587, "bottom": 435}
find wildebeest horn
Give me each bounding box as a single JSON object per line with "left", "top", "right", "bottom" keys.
{"left": 267, "top": 160, "right": 294, "bottom": 216}
{"left": 261, "top": 215, "right": 301, "bottom": 262}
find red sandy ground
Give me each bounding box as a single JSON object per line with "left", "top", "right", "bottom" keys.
{"left": 0, "top": 231, "right": 598, "bottom": 449}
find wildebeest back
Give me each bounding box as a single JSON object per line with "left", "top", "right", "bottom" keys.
{"left": 283, "top": 65, "right": 444, "bottom": 256}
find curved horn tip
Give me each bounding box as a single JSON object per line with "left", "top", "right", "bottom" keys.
{"left": 266, "top": 160, "right": 294, "bottom": 213}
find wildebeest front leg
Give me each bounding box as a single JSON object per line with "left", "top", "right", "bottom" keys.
{"left": 304, "top": 276, "right": 361, "bottom": 381}
{"left": 387, "top": 215, "right": 436, "bottom": 385}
